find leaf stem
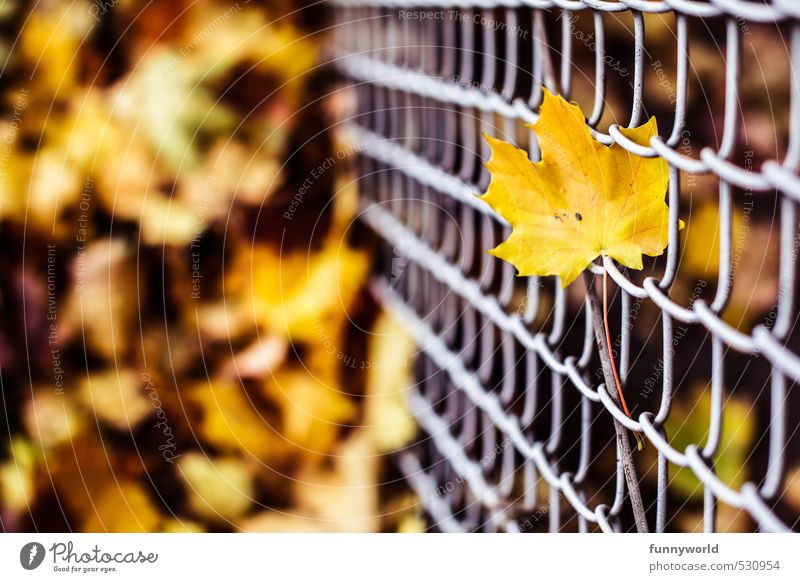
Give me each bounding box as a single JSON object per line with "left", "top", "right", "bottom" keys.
{"left": 603, "top": 269, "right": 646, "bottom": 451}
{"left": 603, "top": 268, "right": 632, "bottom": 418}
{"left": 583, "top": 271, "right": 649, "bottom": 533}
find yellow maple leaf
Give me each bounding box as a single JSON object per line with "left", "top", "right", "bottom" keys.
{"left": 481, "top": 90, "right": 679, "bottom": 287}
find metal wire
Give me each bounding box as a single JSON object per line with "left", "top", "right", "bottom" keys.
{"left": 333, "top": 1, "right": 800, "bottom": 532}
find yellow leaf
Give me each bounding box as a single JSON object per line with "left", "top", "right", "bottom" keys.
{"left": 240, "top": 512, "right": 329, "bottom": 533}
{"left": 785, "top": 464, "right": 800, "bottom": 512}
{"left": 241, "top": 432, "right": 385, "bottom": 531}
{"left": 677, "top": 504, "right": 752, "bottom": 533}
{"left": 138, "top": 194, "right": 200, "bottom": 247}
{"left": 230, "top": 241, "right": 369, "bottom": 342}
{"left": 262, "top": 369, "right": 356, "bottom": 458}
{"left": 681, "top": 202, "right": 778, "bottom": 331}
{"left": 223, "top": 336, "right": 288, "bottom": 380}
{"left": 186, "top": 380, "right": 281, "bottom": 461}
{"left": 79, "top": 370, "right": 153, "bottom": 432}
{"left": 681, "top": 202, "right": 741, "bottom": 278}
{"left": 28, "top": 152, "right": 84, "bottom": 225}
{"left": 397, "top": 514, "right": 427, "bottom": 533}
{"left": 363, "top": 313, "right": 415, "bottom": 453}
{"left": 290, "top": 433, "right": 380, "bottom": 532}
{"left": 481, "top": 90, "right": 680, "bottom": 287}
{"left": 0, "top": 438, "right": 39, "bottom": 516}
{"left": 82, "top": 481, "right": 162, "bottom": 533}
{"left": 160, "top": 518, "right": 205, "bottom": 533}
{"left": 195, "top": 302, "right": 253, "bottom": 342}
{"left": 110, "top": 50, "right": 235, "bottom": 173}
{"left": 24, "top": 391, "right": 83, "bottom": 448}
{"left": 64, "top": 239, "right": 139, "bottom": 361}
{"left": 178, "top": 453, "right": 254, "bottom": 523}
{"left": 199, "top": 140, "right": 281, "bottom": 208}
{"left": 180, "top": 8, "right": 317, "bottom": 102}
{"left": 20, "top": 2, "right": 93, "bottom": 98}
{"left": 48, "top": 433, "right": 146, "bottom": 526}
{"left": 663, "top": 384, "right": 754, "bottom": 501}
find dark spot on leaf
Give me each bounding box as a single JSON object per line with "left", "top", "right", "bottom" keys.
{"left": 575, "top": 213, "right": 582, "bottom": 221}
{"left": 553, "top": 213, "right": 562, "bottom": 221}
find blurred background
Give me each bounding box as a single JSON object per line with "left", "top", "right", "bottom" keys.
{"left": 0, "top": 0, "right": 420, "bottom": 532}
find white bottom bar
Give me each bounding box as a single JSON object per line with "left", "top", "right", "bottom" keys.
{"left": 1, "top": 533, "right": 798, "bottom": 580}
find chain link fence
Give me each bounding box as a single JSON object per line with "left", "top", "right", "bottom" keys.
{"left": 333, "top": 0, "right": 800, "bottom": 532}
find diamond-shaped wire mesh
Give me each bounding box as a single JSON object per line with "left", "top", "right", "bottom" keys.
{"left": 333, "top": 0, "right": 800, "bottom": 532}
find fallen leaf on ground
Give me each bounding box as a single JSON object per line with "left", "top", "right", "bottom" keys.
{"left": 186, "top": 381, "right": 281, "bottom": 461}
{"left": 178, "top": 453, "right": 255, "bottom": 523}
{"left": 82, "top": 480, "right": 163, "bottom": 533}
{"left": 79, "top": 370, "right": 153, "bottom": 432}
{"left": 363, "top": 313, "right": 415, "bottom": 453}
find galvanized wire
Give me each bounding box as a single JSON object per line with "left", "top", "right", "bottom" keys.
{"left": 333, "top": 0, "right": 799, "bottom": 532}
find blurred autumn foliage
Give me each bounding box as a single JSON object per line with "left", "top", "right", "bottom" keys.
{"left": 0, "top": 0, "right": 418, "bottom": 532}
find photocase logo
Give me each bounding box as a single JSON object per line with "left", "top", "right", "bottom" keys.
{"left": 20, "top": 542, "right": 46, "bottom": 570}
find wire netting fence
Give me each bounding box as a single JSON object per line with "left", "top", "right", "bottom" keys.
{"left": 333, "top": 0, "right": 800, "bottom": 532}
